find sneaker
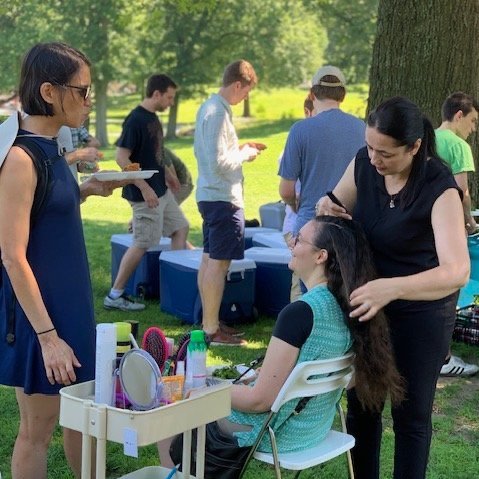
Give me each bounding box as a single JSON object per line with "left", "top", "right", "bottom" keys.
{"left": 103, "top": 294, "right": 145, "bottom": 312}
{"left": 440, "top": 355, "right": 479, "bottom": 377}
{"left": 219, "top": 322, "right": 245, "bottom": 337}
{"left": 207, "top": 329, "right": 247, "bottom": 346}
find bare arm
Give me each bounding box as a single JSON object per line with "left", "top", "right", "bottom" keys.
{"left": 0, "top": 147, "right": 80, "bottom": 384}
{"left": 454, "top": 172, "right": 477, "bottom": 233}
{"left": 279, "top": 178, "right": 297, "bottom": 211}
{"left": 315, "top": 158, "right": 356, "bottom": 219}
{"left": 230, "top": 336, "right": 299, "bottom": 412}
{"left": 64, "top": 147, "right": 99, "bottom": 166}
{"left": 116, "top": 146, "right": 159, "bottom": 208}
{"left": 350, "top": 188, "right": 470, "bottom": 321}
{"left": 85, "top": 135, "right": 101, "bottom": 148}
{"left": 165, "top": 163, "right": 180, "bottom": 193}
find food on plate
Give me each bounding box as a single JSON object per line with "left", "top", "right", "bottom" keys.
{"left": 212, "top": 365, "right": 238, "bottom": 380}
{"left": 251, "top": 142, "right": 267, "bottom": 150}
{"left": 122, "top": 162, "right": 141, "bottom": 171}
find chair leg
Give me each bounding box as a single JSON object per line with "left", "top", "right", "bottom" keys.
{"left": 338, "top": 403, "right": 355, "bottom": 479}
{"left": 346, "top": 450, "right": 355, "bottom": 479}
{"left": 268, "top": 426, "right": 282, "bottom": 479}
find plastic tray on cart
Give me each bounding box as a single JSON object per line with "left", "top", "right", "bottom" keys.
{"left": 60, "top": 380, "right": 231, "bottom": 479}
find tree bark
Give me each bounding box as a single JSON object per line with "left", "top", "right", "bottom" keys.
{"left": 166, "top": 92, "right": 180, "bottom": 139}
{"left": 368, "top": 0, "right": 479, "bottom": 204}
{"left": 94, "top": 78, "right": 109, "bottom": 147}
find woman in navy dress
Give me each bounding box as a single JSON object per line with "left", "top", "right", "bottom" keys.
{"left": 0, "top": 43, "right": 118, "bottom": 478}
{"left": 316, "top": 97, "right": 469, "bottom": 479}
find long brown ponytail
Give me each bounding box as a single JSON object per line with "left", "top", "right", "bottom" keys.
{"left": 312, "top": 216, "right": 404, "bottom": 412}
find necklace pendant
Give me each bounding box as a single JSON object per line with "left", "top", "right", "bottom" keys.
{"left": 389, "top": 198, "right": 395, "bottom": 208}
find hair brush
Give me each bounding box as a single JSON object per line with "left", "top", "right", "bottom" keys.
{"left": 141, "top": 326, "right": 169, "bottom": 371}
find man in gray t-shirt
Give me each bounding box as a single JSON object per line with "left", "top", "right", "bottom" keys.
{"left": 279, "top": 65, "right": 365, "bottom": 235}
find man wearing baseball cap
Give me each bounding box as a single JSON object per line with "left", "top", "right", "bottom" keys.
{"left": 279, "top": 65, "right": 365, "bottom": 240}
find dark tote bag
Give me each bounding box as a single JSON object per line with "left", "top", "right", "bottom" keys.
{"left": 169, "top": 421, "right": 251, "bottom": 479}
{"left": 454, "top": 304, "right": 479, "bottom": 345}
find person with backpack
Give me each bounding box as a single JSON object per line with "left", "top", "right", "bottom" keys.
{"left": 0, "top": 42, "right": 121, "bottom": 479}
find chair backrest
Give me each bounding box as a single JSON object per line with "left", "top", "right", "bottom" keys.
{"left": 270, "top": 352, "right": 354, "bottom": 413}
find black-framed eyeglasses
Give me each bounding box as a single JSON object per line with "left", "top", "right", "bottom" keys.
{"left": 61, "top": 84, "right": 91, "bottom": 101}
{"left": 293, "top": 232, "right": 318, "bottom": 249}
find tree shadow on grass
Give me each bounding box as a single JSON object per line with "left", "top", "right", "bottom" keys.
{"left": 236, "top": 118, "right": 297, "bottom": 139}
{"left": 167, "top": 118, "right": 297, "bottom": 146}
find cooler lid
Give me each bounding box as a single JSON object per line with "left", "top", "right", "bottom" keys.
{"left": 252, "top": 232, "right": 288, "bottom": 249}
{"left": 160, "top": 249, "right": 256, "bottom": 271}
{"left": 244, "top": 226, "right": 280, "bottom": 239}
{"left": 244, "top": 247, "right": 292, "bottom": 264}
{"left": 111, "top": 234, "right": 172, "bottom": 252}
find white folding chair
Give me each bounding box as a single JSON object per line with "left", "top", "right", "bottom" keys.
{"left": 240, "top": 353, "right": 355, "bottom": 479}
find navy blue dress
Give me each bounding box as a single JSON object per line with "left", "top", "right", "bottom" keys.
{"left": 0, "top": 132, "right": 96, "bottom": 394}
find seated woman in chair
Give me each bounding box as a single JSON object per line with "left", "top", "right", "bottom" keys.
{"left": 159, "top": 216, "right": 404, "bottom": 467}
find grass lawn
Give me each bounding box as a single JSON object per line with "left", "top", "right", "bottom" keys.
{"left": 1, "top": 86, "right": 479, "bottom": 478}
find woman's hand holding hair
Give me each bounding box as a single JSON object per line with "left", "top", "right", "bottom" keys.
{"left": 315, "top": 195, "right": 352, "bottom": 219}
{"left": 37, "top": 330, "right": 81, "bottom": 385}
{"left": 349, "top": 278, "right": 398, "bottom": 322}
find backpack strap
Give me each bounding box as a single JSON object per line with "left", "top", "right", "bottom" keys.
{"left": 12, "top": 136, "right": 53, "bottom": 225}
{"left": 2, "top": 137, "right": 56, "bottom": 344}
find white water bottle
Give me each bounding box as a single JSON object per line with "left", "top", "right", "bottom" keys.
{"left": 94, "top": 323, "right": 117, "bottom": 405}
{"left": 186, "top": 330, "right": 207, "bottom": 390}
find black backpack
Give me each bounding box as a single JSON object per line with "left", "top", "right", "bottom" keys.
{"left": 1, "top": 136, "right": 56, "bottom": 344}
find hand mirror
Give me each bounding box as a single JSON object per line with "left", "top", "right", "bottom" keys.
{"left": 119, "top": 348, "right": 163, "bottom": 410}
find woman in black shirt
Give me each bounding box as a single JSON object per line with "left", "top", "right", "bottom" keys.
{"left": 316, "top": 97, "right": 469, "bottom": 479}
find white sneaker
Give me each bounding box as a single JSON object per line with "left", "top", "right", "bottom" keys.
{"left": 440, "top": 355, "right": 479, "bottom": 377}
{"left": 103, "top": 294, "right": 145, "bottom": 311}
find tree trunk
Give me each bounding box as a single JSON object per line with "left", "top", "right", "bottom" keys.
{"left": 243, "top": 97, "right": 251, "bottom": 117}
{"left": 368, "top": 0, "right": 479, "bottom": 205}
{"left": 166, "top": 92, "right": 180, "bottom": 139}
{"left": 94, "top": 78, "right": 109, "bottom": 146}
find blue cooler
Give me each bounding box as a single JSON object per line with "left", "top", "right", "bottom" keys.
{"left": 244, "top": 226, "right": 279, "bottom": 249}
{"left": 467, "top": 234, "right": 479, "bottom": 281}
{"left": 458, "top": 279, "right": 479, "bottom": 308}
{"left": 244, "top": 247, "right": 292, "bottom": 317}
{"left": 160, "top": 249, "right": 256, "bottom": 324}
{"left": 457, "top": 234, "right": 479, "bottom": 307}
{"left": 259, "top": 201, "right": 286, "bottom": 230}
{"left": 111, "top": 234, "right": 171, "bottom": 299}
{"left": 252, "top": 231, "right": 288, "bottom": 249}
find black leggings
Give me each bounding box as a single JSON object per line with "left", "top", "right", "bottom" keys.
{"left": 346, "top": 295, "right": 457, "bottom": 479}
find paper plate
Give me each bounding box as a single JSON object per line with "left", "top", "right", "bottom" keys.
{"left": 0, "top": 113, "right": 20, "bottom": 168}
{"left": 83, "top": 170, "right": 159, "bottom": 181}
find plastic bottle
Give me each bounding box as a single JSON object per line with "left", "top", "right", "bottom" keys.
{"left": 94, "top": 323, "right": 116, "bottom": 405}
{"left": 185, "top": 330, "right": 207, "bottom": 391}
{"left": 114, "top": 322, "right": 132, "bottom": 408}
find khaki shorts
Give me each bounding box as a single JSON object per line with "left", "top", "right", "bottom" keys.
{"left": 130, "top": 189, "right": 189, "bottom": 249}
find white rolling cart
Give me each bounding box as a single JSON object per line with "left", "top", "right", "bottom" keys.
{"left": 60, "top": 380, "right": 231, "bottom": 479}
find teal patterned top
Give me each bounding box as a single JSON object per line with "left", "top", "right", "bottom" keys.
{"left": 228, "top": 284, "right": 353, "bottom": 452}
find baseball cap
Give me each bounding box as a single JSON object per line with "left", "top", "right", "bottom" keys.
{"left": 312, "top": 65, "right": 346, "bottom": 87}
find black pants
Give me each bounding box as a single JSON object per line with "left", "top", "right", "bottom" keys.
{"left": 346, "top": 295, "right": 457, "bottom": 479}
